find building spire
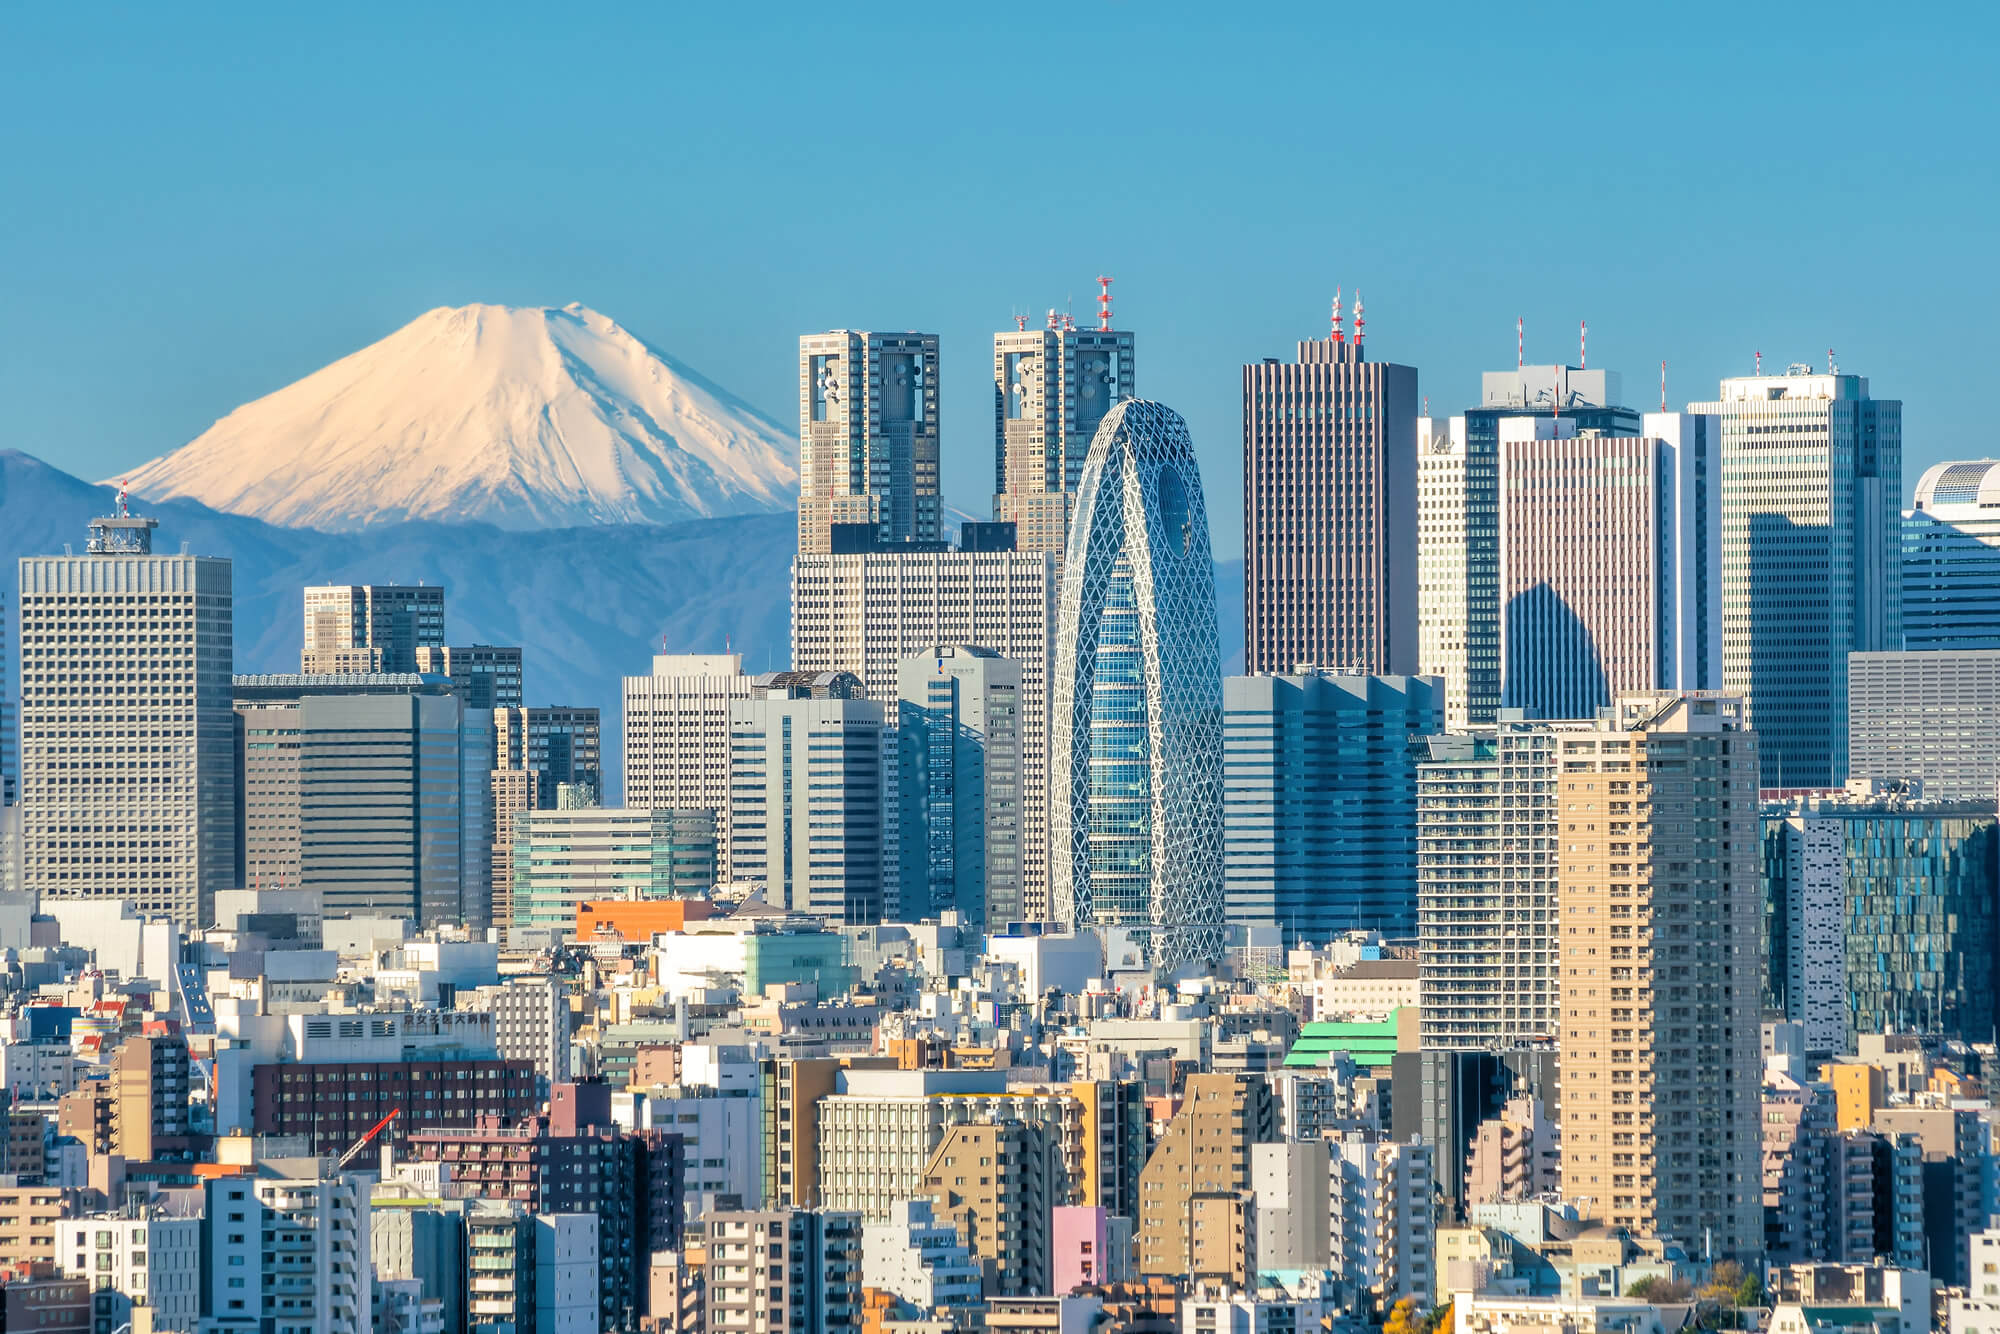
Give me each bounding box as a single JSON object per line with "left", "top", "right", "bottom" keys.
{"left": 1096, "top": 275, "right": 1114, "bottom": 331}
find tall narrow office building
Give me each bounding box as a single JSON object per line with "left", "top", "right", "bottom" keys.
{"left": 896, "top": 646, "right": 1023, "bottom": 927}
{"left": 1419, "top": 364, "right": 1641, "bottom": 728}
{"left": 1, "top": 585, "right": 13, "bottom": 808}
{"left": 18, "top": 507, "right": 235, "bottom": 925}
{"left": 1557, "top": 693, "right": 1762, "bottom": 1257}
{"left": 1051, "top": 399, "right": 1224, "bottom": 968}
{"left": 993, "top": 307, "right": 1135, "bottom": 557}
{"left": 1243, "top": 305, "right": 1418, "bottom": 676}
{"left": 622, "top": 654, "right": 755, "bottom": 877}
{"left": 1497, "top": 412, "right": 1721, "bottom": 717}
{"left": 301, "top": 584, "right": 445, "bottom": 673}
{"left": 1690, "top": 364, "right": 1900, "bottom": 787}
{"left": 798, "top": 331, "right": 941, "bottom": 554}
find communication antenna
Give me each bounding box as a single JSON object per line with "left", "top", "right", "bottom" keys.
{"left": 1828, "top": 347, "right": 1837, "bottom": 373}
{"left": 1331, "top": 288, "right": 1344, "bottom": 342}
{"left": 1579, "top": 320, "right": 1587, "bottom": 370}
{"left": 1660, "top": 361, "right": 1667, "bottom": 411}
{"left": 1755, "top": 350, "right": 1762, "bottom": 375}
{"left": 1352, "top": 292, "right": 1365, "bottom": 344}
{"left": 1096, "top": 276, "right": 1114, "bottom": 331}
{"left": 1517, "top": 317, "right": 1524, "bottom": 369}
{"left": 1015, "top": 314, "right": 1027, "bottom": 332}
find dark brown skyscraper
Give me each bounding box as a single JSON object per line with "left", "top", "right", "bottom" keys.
{"left": 1242, "top": 301, "right": 1419, "bottom": 675}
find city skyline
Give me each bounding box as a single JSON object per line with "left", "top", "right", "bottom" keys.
{"left": 5, "top": 8, "right": 1996, "bottom": 559}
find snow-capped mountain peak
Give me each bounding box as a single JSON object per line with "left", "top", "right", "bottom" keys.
{"left": 115, "top": 302, "right": 798, "bottom": 531}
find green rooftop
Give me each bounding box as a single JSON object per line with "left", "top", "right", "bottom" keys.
{"left": 1283, "top": 1009, "right": 1403, "bottom": 1068}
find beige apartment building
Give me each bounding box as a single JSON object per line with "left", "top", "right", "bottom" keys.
{"left": 1556, "top": 693, "right": 1762, "bottom": 1256}
{"left": 1136, "top": 1074, "right": 1277, "bottom": 1282}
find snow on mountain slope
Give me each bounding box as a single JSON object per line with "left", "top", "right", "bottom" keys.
{"left": 115, "top": 303, "right": 798, "bottom": 531}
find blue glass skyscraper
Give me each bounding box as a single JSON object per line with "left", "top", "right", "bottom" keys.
{"left": 1050, "top": 399, "right": 1224, "bottom": 969}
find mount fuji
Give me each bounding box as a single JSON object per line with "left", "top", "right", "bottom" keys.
{"left": 114, "top": 303, "right": 798, "bottom": 531}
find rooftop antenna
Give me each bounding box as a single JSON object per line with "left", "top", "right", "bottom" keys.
{"left": 1352, "top": 292, "right": 1365, "bottom": 344}
{"left": 1014, "top": 314, "right": 1026, "bottom": 332}
{"left": 1660, "top": 361, "right": 1667, "bottom": 411}
{"left": 1046, "top": 308, "right": 1059, "bottom": 331}
{"left": 1828, "top": 347, "right": 1837, "bottom": 373}
{"left": 1755, "top": 350, "right": 1763, "bottom": 375}
{"left": 1517, "top": 317, "right": 1524, "bottom": 369}
{"left": 117, "top": 479, "right": 129, "bottom": 518}
{"left": 1331, "top": 288, "right": 1344, "bottom": 342}
{"left": 1096, "top": 275, "right": 1114, "bottom": 331}
{"left": 1423, "top": 395, "right": 1430, "bottom": 417}
{"left": 1579, "top": 320, "right": 1587, "bottom": 370}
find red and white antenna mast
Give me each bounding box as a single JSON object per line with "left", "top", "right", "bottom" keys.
{"left": 1828, "top": 348, "right": 1837, "bottom": 373}
{"left": 1096, "top": 275, "right": 1114, "bottom": 331}
{"left": 1331, "top": 288, "right": 1344, "bottom": 342}
{"left": 1579, "top": 320, "right": 1587, "bottom": 370}
{"left": 1517, "top": 317, "right": 1524, "bottom": 369}
{"left": 1660, "top": 360, "right": 1667, "bottom": 411}
{"left": 117, "top": 478, "right": 129, "bottom": 518}
{"left": 1015, "top": 314, "right": 1027, "bottom": 332}
{"left": 1755, "top": 350, "right": 1762, "bottom": 375}
{"left": 1352, "top": 292, "right": 1365, "bottom": 345}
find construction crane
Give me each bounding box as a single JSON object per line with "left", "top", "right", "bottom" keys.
{"left": 336, "top": 1109, "right": 400, "bottom": 1170}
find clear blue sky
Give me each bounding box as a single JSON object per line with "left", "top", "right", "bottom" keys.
{"left": 6, "top": 3, "right": 1996, "bottom": 555}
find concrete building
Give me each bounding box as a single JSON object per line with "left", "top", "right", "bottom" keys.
{"left": 1136, "top": 1075, "right": 1277, "bottom": 1283}
{"left": 1416, "top": 719, "right": 1576, "bottom": 1049}
{"left": 1242, "top": 315, "right": 1419, "bottom": 677}
{"left": 497, "top": 706, "right": 603, "bottom": 809}
{"left": 1556, "top": 693, "right": 1763, "bottom": 1257}
{"left": 1465, "top": 1097, "right": 1559, "bottom": 1206}
{"left": 1222, "top": 671, "right": 1442, "bottom": 943}
{"left": 508, "top": 807, "right": 716, "bottom": 939}
{"left": 1905, "top": 460, "right": 2000, "bottom": 649}
{"left": 798, "top": 330, "right": 941, "bottom": 554}
{"left": 791, "top": 544, "right": 1055, "bottom": 917}
{"left": 729, "top": 672, "right": 892, "bottom": 924}
{"left": 56, "top": 1214, "right": 202, "bottom": 1331}
{"left": 459, "top": 976, "right": 572, "bottom": 1089}
{"left": 1849, "top": 650, "right": 2000, "bottom": 801}
{"left": 1690, "top": 365, "right": 1902, "bottom": 787}
{"left": 201, "top": 1162, "right": 373, "bottom": 1334}
{"left": 17, "top": 509, "right": 234, "bottom": 925}
{"left": 1765, "top": 789, "right": 1998, "bottom": 1053}
{"left": 233, "top": 680, "right": 493, "bottom": 928}
{"left": 920, "top": 1119, "right": 1059, "bottom": 1296}
{"left": 415, "top": 643, "right": 524, "bottom": 710}
{"left": 1050, "top": 1207, "right": 1132, "bottom": 1295}
{"left": 1, "top": 585, "right": 12, "bottom": 809}
{"left": 1051, "top": 400, "right": 1225, "bottom": 968}
{"left": 0, "top": 1185, "right": 62, "bottom": 1265}
{"left": 301, "top": 583, "right": 444, "bottom": 674}
{"left": 701, "top": 1208, "right": 862, "bottom": 1332}
{"left": 621, "top": 654, "right": 755, "bottom": 876}
{"left": 1330, "top": 1136, "right": 1436, "bottom": 1314}
{"left": 1419, "top": 366, "right": 1641, "bottom": 729}
{"left": 896, "top": 646, "right": 1023, "bottom": 927}
{"left": 1497, "top": 412, "right": 1721, "bottom": 717}
{"left": 861, "top": 1199, "right": 981, "bottom": 1313}
{"left": 993, "top": 316, "right": 1135, "bottom": 557}
{"left": 1251, "top": 1141, "right": 1331, "bottom": 1271}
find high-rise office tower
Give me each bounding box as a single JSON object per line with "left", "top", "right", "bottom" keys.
{"left": 1243, "top": 311, "right": 1419, "bottom": 676}
{"left": 1222, "top": 671, "right": 1442, "bottom": 943}
{"left": 497, "top": 706, "right": 601, "bottom": 807}
{"left": 798, "top": 331, "right": 941, "bottom": 554}
{"left": 1905, "top": 460, "right": 2000, "bottom": 649}
{"left": 993, "top": 310, "right": 1135, "bottom": 557}
{"left": 1764, "top": 788, "right": 1997, "bottom": 1054}
{"left": 1051, "top": 399, "right": 1224, "bottom": 968}
{"left": 1416, "top": 719, "right": 1577, "bottom": 1050}
{"left": 1419, "top": 365, "right": 1642, "bottom": 728}
{"left": 896, "top": 646, "right": 1022, "bottom": 927}
{"left": 1690, "top": 364, "right": 1901, "bottom": 787}
{"left": 1557, "top": 693, "right": 1762, "bottom": 1257}
{"left": 301, "top": 584, "right": 445, "bottom": 674}
{"left": 729, "top": 671, "right": 894, "bottom": 924}
{"left": 414, "top": 644, "right": 523, "bottom": 710}
{"left": 1, "top": 584, "right": 13, "bottom": 808}
{"left": 1497, "top": 412, "right": 1721, "bottom": 717}
{"left": 232, "top": 674, "right": 492, "bottom": 927}
{"left": 792, "top": 545, "right": 1055, "bottom": 918}
{"left": 1848, "top": 650, "right": 2000, "bottom": 800}
{"left": 18, "top": 507, "right": 235, "bottom": 926}
{"left": 622, "top": 654, "right": 755, "bottom": 876}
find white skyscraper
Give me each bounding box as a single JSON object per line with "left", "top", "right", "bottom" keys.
{"left": 1417, "top": 416, "right": 1471, "bottom": 730}
{"left": 993, "top": 313, "right": 1135, "bottom": 557}
{"left": 798, "top": 331, "right": 941, "bottom": 554}
{"left": 1905, "top": 460, "right": 2000, "bottom": 649}
{"left": 18, "top": 507, "right": 235, "bottom": 926}
{"left": 792, "top": 548, "right": 1056, "bottom": 919}
{"left": 621, "top": 653, "right": 754, "bottom": 877}
{"left": 1690, "top": 364, "right": 1901, "bottom": 787}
